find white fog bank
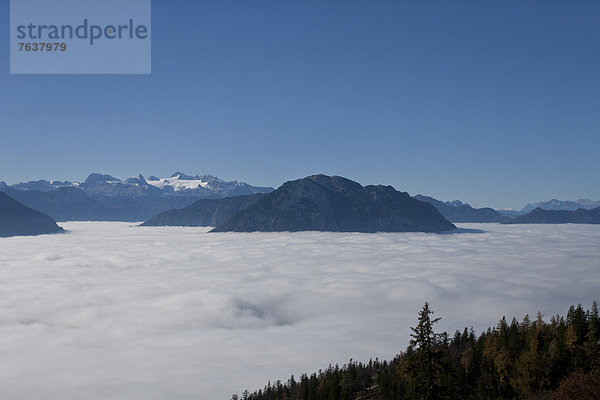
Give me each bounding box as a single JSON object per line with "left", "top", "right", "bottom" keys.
{"left": 0, "top": 222, "right": 598, "bottom": 399}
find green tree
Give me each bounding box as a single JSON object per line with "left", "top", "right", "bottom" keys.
{"left": 407, "top": 302, "right": 444, "bottom": 400}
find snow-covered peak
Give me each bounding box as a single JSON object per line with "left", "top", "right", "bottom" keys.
{"left": 146, "top": 174, "right": 211, "bottom": 191}
{"left": 6, "top": 172, "right": 274, "bottom": 197}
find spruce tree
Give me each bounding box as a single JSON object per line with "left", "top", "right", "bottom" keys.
{"left": 408, "top": 302, "right": 444, "bottom": 400}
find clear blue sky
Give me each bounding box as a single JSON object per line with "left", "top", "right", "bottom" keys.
{"left": 1, "top": 1, "right": 599, "bottom": 209}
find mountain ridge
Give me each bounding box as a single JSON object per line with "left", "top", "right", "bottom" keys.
{"left": 504, "top": 207, "right": 600, "bottom": 224}
{"left": 8, "top": 172, "right": 274, "bottom": 197}
{"left": 211, "top": 175, "right": 456, "bottom": 233}
{"left": 2, "top": 172, "right": 274, "bottom": 222}
{"left": 521, "top": 198, "right": 600, "bottom": 213}
{"left": 414, "top": 194, "right": 510, "bottom": 223}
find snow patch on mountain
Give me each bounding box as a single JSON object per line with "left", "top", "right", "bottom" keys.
{"left": 146, "top": 173, "right": 211, "bottom": 191}
{"left": 4, "top": 172, "right": 274, "bottom": 201}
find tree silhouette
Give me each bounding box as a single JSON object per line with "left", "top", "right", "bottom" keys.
{"left": 407, "top": 302, "right": 444, "bottom": 400}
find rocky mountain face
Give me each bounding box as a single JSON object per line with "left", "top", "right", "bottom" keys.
{"left": 504, "top": 207, "right": 600, "bottom": 224}
{"left": 0, "top": 192, "right": 64, "bottom": 237}
{"left": 1, "top": 173, "right": 274, "bottom": 222}
{"left": 10, "top": 179, "right": 73, "bottom": 191}
{"left": 414, "top": 195, "right": 510, "bottom": 223}
{"left": 141, "top": 193, "right": 267, "bottom": 227}
{"left": 211, "top": 175, "right": 456, "bottom": 233}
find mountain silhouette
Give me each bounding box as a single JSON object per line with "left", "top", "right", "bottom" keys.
{"left": 212, "top": 175, "right": 455, "bottom": 233}
{"left": 0, "top": 192, "right": 64, "bottom": 237}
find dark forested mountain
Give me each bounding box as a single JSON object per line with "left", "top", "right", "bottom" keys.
{"left": 1, "top": 173, "right": 274, "bottom": 222}
{"left": 504, "top": 207, "right": 600, "bottom": 224}
{"left": 414, "top": 195, "right": 510, "bottom": 223}
{"left": 212, "top": 175, "right": 455, "bottom": 233}
{"left": 0, "top": 192, "right": 63, "bottom": 237}
{"left": 234, "top": 302, "right": 600, "bottom": 400}
{"left": 141, "top": 193, "right": 267, "bottom": 227}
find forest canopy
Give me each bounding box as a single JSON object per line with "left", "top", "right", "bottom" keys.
{"left": 232, "top": 301, "right": 600, "bottom": 400}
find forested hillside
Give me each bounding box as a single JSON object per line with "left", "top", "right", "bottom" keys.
{"left": 232, "top": 302, "right": 600, "bottom": 400}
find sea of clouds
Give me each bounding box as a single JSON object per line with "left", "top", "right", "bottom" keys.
{"left": 0, "top": 222, "right": 598, "bottom": 399}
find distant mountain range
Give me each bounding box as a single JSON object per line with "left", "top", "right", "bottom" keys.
{"left": 0, "top": 173, "right": 274, "bottom": 222}
{"left": 496, "top": 198, "right": 600, "bottom": 218}
{"left": 2, "top": 173, "right": 599, "bottom": 227}
{"left": 414, "top": 195, "right": 510, "bottom": 223}
{"left": 496, "top": 209, "right": 523, "bottom": 218}
{"left": 9, "top": 172, "right": 273, "bottom": 197}
{"left": 141, "top": 181, "right": 600, "bottom": 229}
{"left": 0, "top": 192, "right": 63, "bottom": 237}
{"left": 211, "top": 175, "right": 456, "bottom": 233}
{"left": 504, "top": 207, "right": 600, "bottom": 224}
{"left": 520, "top": 199, "right": 600, "bottom": 213}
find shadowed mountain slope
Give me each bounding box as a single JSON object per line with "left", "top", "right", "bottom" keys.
{"left": 0, "top": 192, "right": 64, "bottom": 237}
{"left": 141, "top": 193, "right": 267, "bottom": 227}
{"left": 414, "top": 195, "right": 510, "bottom": 223}
{"left": 212, "top": 175, "right": 456, "bottom": 233}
